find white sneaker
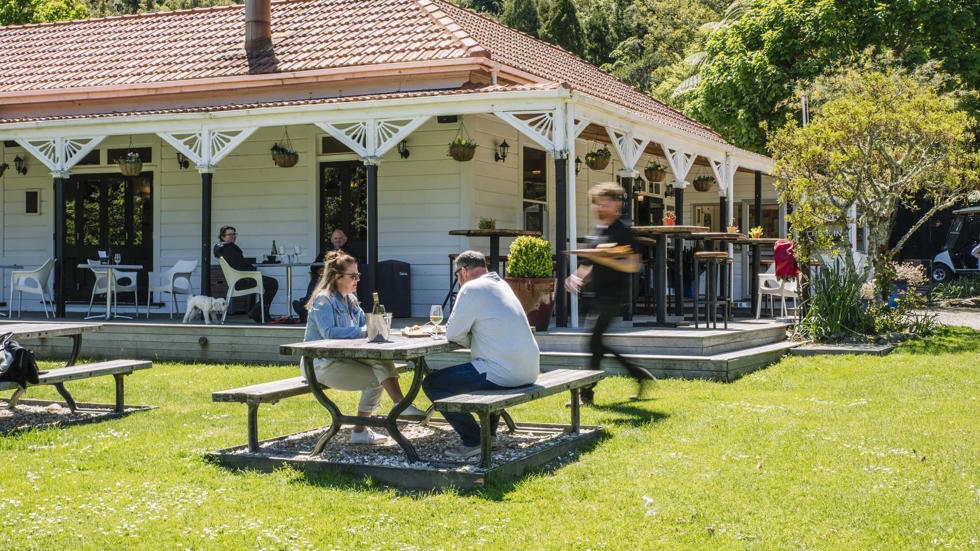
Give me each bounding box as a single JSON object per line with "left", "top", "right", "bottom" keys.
{"left": 350, "top": 428, "right": 387, "bottom": 445}
{"left": 445, "top": 443, "right": 481, "bottom": 459}
{"left": 397, "top": 404, "right": 427, "bottom": 420}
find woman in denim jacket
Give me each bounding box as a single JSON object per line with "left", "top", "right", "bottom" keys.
{"left": 303, "top": 251, "right": 425, "bottom": 444}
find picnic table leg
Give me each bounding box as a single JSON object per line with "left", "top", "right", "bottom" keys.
{"left": 52, "top": 382, "right": 78, "bottom": 412}
{"left": 569, "top": 389, "right": 581, "bottom": 433}
{"left": 500, "top": 410, "right": 517, "bottom": 432}
{"left": 478, "top": 412, "right": 493, "bottom": 469}
{"left": 384, "top": 358, "right": 426, "bottom": 463}
{"left": 67, "top": 334, "right": 83, "bottom": 367}
{"left": 246, "top": 403, "right": 260, "bottom": 452}
{"left": 112, "top": 373, "right": 125, "bottom": 413}
{"left": 302, "top": 356, "right": 344, "bottom": 456}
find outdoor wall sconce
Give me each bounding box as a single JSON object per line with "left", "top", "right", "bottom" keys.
{"left": 494, "top": 140, "right": 509, "bottom": 162}
{"left": 176, "top": 152, "right": 190, "bottom": 169}
{"left": 0, "top": 162, "right": 8, "bottom": 177}
{"left": 13, "top": 155, "right": 27, "bottom": 175}
{"left": 397, "top": 140, "right": 410, "bottom": 159}
{"left": 574, "top": 156, "right": 583, "bottom": 175}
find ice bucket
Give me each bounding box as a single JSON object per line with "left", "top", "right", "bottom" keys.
{"left": 366, "top": 313, "right": 392, "bottom": 343}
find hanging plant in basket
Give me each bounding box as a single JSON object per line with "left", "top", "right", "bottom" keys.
{"left": 644, "top": 161, "right": 668, "bottom": 183}
{"left": 117, "top": 151, "right": 143, "bottom": 177}
{"left": 448, "top": 136, "right": 477, "bottom": 161}
{"left": 584, "top": 146, "right": 611, "bottom": 170}
{"left": 692, "top": 175, "right": 714, "bottom": 192}
{"left": 271, "top": 128, "right": 299, "bottom": 167}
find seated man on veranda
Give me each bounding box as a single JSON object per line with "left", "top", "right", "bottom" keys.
{"left": 422, "top": 250, "right": 540, "bottom": 459}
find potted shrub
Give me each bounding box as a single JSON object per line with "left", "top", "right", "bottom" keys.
{"left": 584, "top": 146, "right": 611, "bottom": 170}
{"left": 117, "top": 151, "right": 143, "bottom": 176}
{"left": 504, "top": 235, "right": 555, "bottom": 331}
{"left": 662, "top": 209, "right": 676, "bottom": 226}
{"left": 478, "top": 217, "right": 496, "bottom": 230}
{"left": 448, "top": 136, "right": 477, "bottom": 161}
{"left": 692, "top": 175, "right": 714, "bottom": 192}
{"left": 749, "top": 226, "right": 764, "bottom": 238}
{"left": 271, "top": 143, "right": 298, "bottom": 167}
{"left": 644, "top": 161, "right": 667, "bottom": 183}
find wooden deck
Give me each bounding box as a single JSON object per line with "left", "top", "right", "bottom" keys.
{"left": 3, "top": 312, "right": 797, "bottom": 382}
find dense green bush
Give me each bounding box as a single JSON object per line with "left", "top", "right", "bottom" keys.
{"left": 797, "top": 263, "right": 869, "bottom": 342}
{"left": 930, "top": 275, "right": 980, "bottom": 301}
{"left": 506, "top": 236, "right": 553, "bottom": 278}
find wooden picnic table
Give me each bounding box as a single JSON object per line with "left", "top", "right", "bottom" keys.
{"left": 280, "top": 335, "right": 461, "bottom": 462}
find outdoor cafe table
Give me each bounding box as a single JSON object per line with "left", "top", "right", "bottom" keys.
{"left": 280, "top": 335, "right": 461, "bottom": 461}
{"left": 0, "top": 321, "right": 100, "bottom": 405}
{"left": 256, "top": 261, "right": 310, "bottom": 318}
{"left": 632, "top": 225, "right": 708, "bottom": 325}
{"left": 77, "top": 263, "right": 143, "bottom": 320}
{"left": 448, "top": 229, "right": 541, "bottom": 274}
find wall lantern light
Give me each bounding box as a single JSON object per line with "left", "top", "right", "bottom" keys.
{"left": 176, "top": 152, "right": 190, "bottom": 169}
{"left": 494, "top": 140, "right": 509, "bottom": 162}
{"left": 14, "top": 155, "right": 27, "bottom": 175}
{"left": 574, "top": 156, "right": 583, "bottom": 175}
{"left": 397, "top": 140, "right": 410, "bottom": 159}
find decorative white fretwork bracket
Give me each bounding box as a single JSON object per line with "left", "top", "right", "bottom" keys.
{"left": 494, "top": 109, "right": 568, "bottom": 157}
{"left": 660, "top": 144, "right": 698, "bottom": 189}
{"left": 606, "top": 129, "right": 649, "bottom": 172}
{"left": 17, "top": 137, "right": 106, "bottom": 178}
{"left": 709, "top": 154, "right": 737, "bottom": 198}
{"left": 157, "top": 128, "right": 258, "bottom": 173}
{"left": 315, "top": 117, "right": 430, "bottom": 163}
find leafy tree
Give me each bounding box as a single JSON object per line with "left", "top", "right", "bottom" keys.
{"left": 468, "top": 0, "right": 503, "bottom": 15}
{"left": 501, "top": 0, "right": 538, "bottom": 37}
{"left": 581, "top": 2, "right": 614, "bottom": 67}
{"left": 769, "top": 54, "right": 980, "bottom": 302}
{"left": 538, "top": 0, "right": 582, "bottom": 56}
{"left": 1, "top": 0, "right": 88, "bottom": 25}
{"left": 689, "top": 0, "right": 980, "bottom": 153}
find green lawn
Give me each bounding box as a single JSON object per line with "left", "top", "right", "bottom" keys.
{"left": 2, "top": 327, "right": 978, "bottom": 549}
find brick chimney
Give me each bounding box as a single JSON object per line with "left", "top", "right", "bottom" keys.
{"left": 245, "top": 0, "right": 272, "bottom": 52}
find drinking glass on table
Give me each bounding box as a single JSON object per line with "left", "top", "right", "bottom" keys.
{"left": 113, "top": 253, "right": 122, "bottom": 265}
{"left": 429, "top": 305, "right": 444, "bottom": 339}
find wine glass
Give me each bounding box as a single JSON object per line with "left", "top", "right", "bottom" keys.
{"left": 429, "top": 305, "right": 444, "bottom": 339}
{"left": 113, "top": 253, "right": 122, "bottom": 265}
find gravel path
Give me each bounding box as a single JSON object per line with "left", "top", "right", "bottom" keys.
{"left": 920, "top": 307, "right": 980, "bottom": 330}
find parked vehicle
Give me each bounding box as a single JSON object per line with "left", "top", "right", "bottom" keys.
{"left": 931, "top": 206, "right": 980, "bottom": 281}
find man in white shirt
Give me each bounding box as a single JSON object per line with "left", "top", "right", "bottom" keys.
{"left": 422, "top": 250, "right": 540, "bottom": 459}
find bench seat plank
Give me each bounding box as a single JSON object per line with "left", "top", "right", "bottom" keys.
{"left": 432, "top": 369, "right": 604, "bottom": 414}
{"left": 1, "top": 358, "right": 151, "bottom": 413}
{"left": 212, "top": 376, "right": 314, "bottom": 404}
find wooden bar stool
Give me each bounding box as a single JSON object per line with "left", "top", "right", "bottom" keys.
{"left": 693, "top": 251, "right": 730, "bottom": 329}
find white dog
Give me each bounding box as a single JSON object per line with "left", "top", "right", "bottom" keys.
{"left": 182, "top": 296, "right": 227, "bottom": 325}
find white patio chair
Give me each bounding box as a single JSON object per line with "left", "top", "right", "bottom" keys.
{"left": 756, "top": 265, "right": 800, "bottom": 319}
{"left": 86, "top": 259, "right": 139, "bottom": 318}
{"left": 9, "top": 258, "right": 55, "bottom": 318}
{"left": 218, "top": 256, "right": 264, "bottom": 323}
{"left": 145, "top": 259, "right": 197, "bottom": 319}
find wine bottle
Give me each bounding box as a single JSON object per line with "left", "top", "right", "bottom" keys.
{"left": 372, "top": 291, "right": 385, "bottom": 315}
{"left": 271, "top": 240, "right": 277, "bottom": 257}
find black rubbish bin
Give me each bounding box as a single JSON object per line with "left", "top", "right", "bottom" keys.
{"left": 377, "top": 260, "right": 411, "bottom": 317}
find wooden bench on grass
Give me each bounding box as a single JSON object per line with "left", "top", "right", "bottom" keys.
{"left": 1, "top": 359, "right": 153, "bottom": 413}
{"left": 430, "top": 368, "right": 605, "bottom": 468}
{"left": 213, "top": 363, "right": 409, "bottom": 453}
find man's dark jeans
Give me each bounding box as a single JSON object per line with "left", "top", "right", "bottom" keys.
{"left": 422, "top": 362, "right": 508, "bottom": 447}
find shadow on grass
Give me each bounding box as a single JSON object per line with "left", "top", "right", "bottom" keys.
{"left": 590, "top": 401, "right": 668, "bottom": 428}
{"left": 898, "top": 325, "right": 980, "bottom": 355}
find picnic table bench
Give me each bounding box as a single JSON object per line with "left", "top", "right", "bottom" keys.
{"left": 430, "top": 368, "right": 605, "bottom": 467}
{"left": 212, "top": 363, "right": 408, "bottom": 453}
{"left": 1, "top": 359, "right": 152, "bottom": 412}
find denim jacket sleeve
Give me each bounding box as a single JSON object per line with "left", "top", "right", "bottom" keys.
{"left": 304, "top": 293, "right": 365, "bottom": 341}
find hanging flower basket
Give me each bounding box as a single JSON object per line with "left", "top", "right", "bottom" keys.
{"left": 584, "top": 147, "right": 611, "bottom": 170}
{"left": 644, "top": 162, "right": 667, "bottom": 183}
{"left": 448, "top": 139, "right": 477, "bottom": 161}
{"left": 692, "top": 175, "right": 714, "bottom": 192}
{"left": 271, "top": 143, "right": 298, "bottom": 167}
{"left": 117, "top": 152, "right": 143, "bottom": 177}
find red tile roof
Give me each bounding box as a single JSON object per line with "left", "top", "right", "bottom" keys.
{"left": 0, "top": 0, "right": 726, "bottom": 144}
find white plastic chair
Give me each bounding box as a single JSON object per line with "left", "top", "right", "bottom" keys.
{"left": 9, "top": 258, "right": 55, "bottom": 318}
{"left": 218, "top": 256, "right": 264, "bottom": 323}
{"left": 86, "top": 259, "right": 139, "bottom": 318}
{"left": 756, "top": 265, "right": 800, "bottom": 319}
{"left": 145, "top": 259, "right": 197, "bottom": 319}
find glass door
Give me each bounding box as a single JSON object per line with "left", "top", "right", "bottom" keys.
{"left": 63, "top": 173, "right": 152, "bottom": 302}
{"left": 318, "top": 161, "right": 366, "bottom": 261}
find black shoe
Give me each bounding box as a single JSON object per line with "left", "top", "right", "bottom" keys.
{"left": 292, "top": 300, "right": 305, "bottom": 317}
{"left": 247, "top": 307, "right": 262, "bottom": 323}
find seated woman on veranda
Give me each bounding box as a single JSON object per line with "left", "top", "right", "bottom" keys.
{"left": 303, "top": 251, "right": 426, "bottom": 444}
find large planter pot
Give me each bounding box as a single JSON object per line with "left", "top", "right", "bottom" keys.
{"left": 505, "top": 277, "right": 556, "bottom": 332}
